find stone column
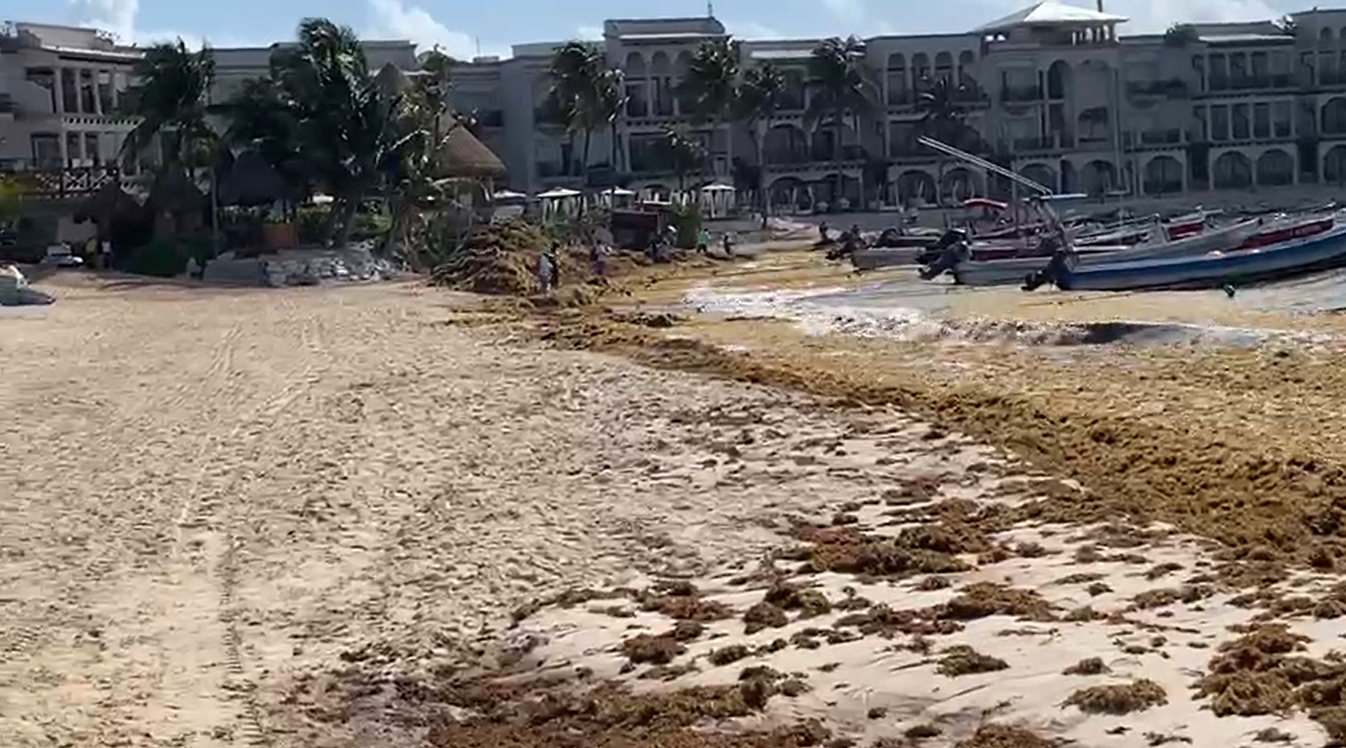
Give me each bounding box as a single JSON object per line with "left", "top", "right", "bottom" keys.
{"left": 58, "top": 132, "right": 69, "bottom": 164}
{"left": 53, "top": 66, "right": 65, "bottom": 114}
{"left": 93, "top": 69, "right": 103, "bottom": 115}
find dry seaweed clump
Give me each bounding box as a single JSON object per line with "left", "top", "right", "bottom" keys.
{"left": 635, "top": 582, "right": 733, "bottom": 622}
{"left": 1191, "top": 623, "right": 1346, "bottom": 719}
{"left": 424, "top": 678, "right": 805, "bottom": 748}
{"left": 762, "top": 580, "right": 832, "bottom": 617}
{"left": 431, "top": 220, "right": 598, "bottom": 299}
{"left": 1062, "top": 657, "right": 1110, "bottom": 675}
{"left": 785, "top": 522, "right": 981, "bottom": 580}
{"left": 1063, "top": 679, "right": 1167, "bottom": 714}
{"left": 939, "top": 583, "right": 1057, "bottom": 622}
{"left": 936, "top": 645, "right": 1009, "bottom": 676}
{"left": 953, "top": 724, "right": 1054, "bottom": 748}
{"left": 744, "top": 602, "right": 790, "bottom": 634}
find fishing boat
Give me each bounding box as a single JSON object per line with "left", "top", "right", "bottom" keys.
{"left": 1036, "top": 220, "right": 1346, "bottom": 292}
{"left": 949, "top": 218, "right": 1260, "bottom": 287}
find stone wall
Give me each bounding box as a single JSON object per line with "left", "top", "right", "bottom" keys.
{"left": 202, "top": 247, "right": 399, "bottom": 287}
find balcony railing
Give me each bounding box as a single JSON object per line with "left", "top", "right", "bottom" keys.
{"left": 764, "top": 144, "right": 867, "bottom": 166}
{"left": 1126, "top": 79, "right": 1189, "bottom": 99}
{"left": 1320, "top": 70, "right": 1346, "bottom": 86}
{"left": 1001, "top": 85, "right": 1043, "bottom": 103}
{"left": 7, "top": 165, "right": 120, "bottom": 200}
{"left": 1132, "top": 128, "right": 1182, "bottom": 146}
{"left": 1010, "top": 136, "right": 1055, "bottom": 152}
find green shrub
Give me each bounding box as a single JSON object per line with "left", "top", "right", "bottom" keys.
{"left": 124, "top": 238, "right": 188, "bottom": 277}
{"left": 670, "top": 203, "right": 703, "bottom": 249}
{"left": 295, "top": 206, "right": 330, "bottom": 245}
{"left": 349, "top": 209, "right": 391, "bottom": 242}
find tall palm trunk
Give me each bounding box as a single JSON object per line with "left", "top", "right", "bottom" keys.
{"left": 752, "top": 122, "right": 768, "bottom": 227}
{"left": 833, "top": 109, "right": 844, "bottom": 211}
{"left": 852, "top": 112, "right": 866, "bottom": 210}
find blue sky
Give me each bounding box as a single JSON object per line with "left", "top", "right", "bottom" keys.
{"left": 8, "top": 0, "right": 1305, "bottom": 57}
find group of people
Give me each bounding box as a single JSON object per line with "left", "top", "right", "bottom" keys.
{"left": 819, "top": 221, "right": 866, "bottom": 261}
{"left": 535, "top": 240, "right": 612, "bottom": 294}
{"left": 538, "top": 223, "right": 740, "bottom": 294}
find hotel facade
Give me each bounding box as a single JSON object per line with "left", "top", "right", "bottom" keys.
{"left": 449, "top": 3, "right": 1346, "bottom": 207}
{"left": 9, "top": 3, "right": 1346, "bottom": 206}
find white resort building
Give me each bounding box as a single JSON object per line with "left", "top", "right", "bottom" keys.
{"left": 0, "top": 21, "right": 416, "bottom": 175}
{"left": 8, "top": 3, "right": 1346, "bottom": 207}
{"left": 450, "top": 3, "right": 1346, "bottom": 207}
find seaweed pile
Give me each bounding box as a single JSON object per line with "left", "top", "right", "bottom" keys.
{"left": 529, "top": 307, "right": 1346, "bottom": 580}
{"left": 431, "top": 220, "right": 589, "bottom": 296}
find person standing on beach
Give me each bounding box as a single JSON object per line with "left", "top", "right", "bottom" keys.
{"left": 537, "top": 248, "right": 556, "bottom": 293}
{"left": 590, "top": 242, "right": 608, "bottom": 277}
{"left": 547, "top": 243, "right": 561, "bottom": 289}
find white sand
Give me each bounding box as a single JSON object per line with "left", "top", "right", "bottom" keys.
{"left": 0, "top": 274, "right": 1335, "bottom": 747}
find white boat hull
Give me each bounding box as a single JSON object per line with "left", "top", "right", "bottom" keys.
{"left": 951, "top": 220, "right": 1259, "bottom": 287}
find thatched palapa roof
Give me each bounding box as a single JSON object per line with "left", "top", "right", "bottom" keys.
{"left": 74, "top": 180, "right": 142, "bottom": 223}
{"left": 373, "top": 62, "right": 506, "bottom": 179}
{"left": 149, "top": 170, "right": 205, "bottom": 212}
{"left": 439, "top": 122, "right": 506, "bottom": 179}
{"left": 218, "top": 149, "right": 288, "bottom": 207}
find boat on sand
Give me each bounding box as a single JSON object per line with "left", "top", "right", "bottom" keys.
{"left": 949, "top": 218, "right": 1261, "bottom": 287}
{"left": 1031, "top": 220, "right": 1346, "bottom": 292}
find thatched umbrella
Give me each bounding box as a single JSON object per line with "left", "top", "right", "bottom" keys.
{"left": 438, "top": 122, "right": 506, "bottom": 180}
{"left": 374, "top": 62, "right": 410, "bottom": 97}
{"left": 75, "top": 180, "right": 142, "bottom": 227}
{"left": 218, "top": 149, "right": 287, "bottom": 207}
{"left": 149, "top": 170, "right": 206, "bottom": 235}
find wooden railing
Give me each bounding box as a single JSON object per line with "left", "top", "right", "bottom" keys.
{"left": 4, "top": 165, "right": 121, "bottom": 200}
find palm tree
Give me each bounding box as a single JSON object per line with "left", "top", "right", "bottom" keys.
{"left": 915, "top": 76, "right": 972, "bottom": 205}
{"left": 215, "top": 76, "right": 307, "bottom": 213}
{"left": 268, "top": 18, "right": 412, "bottom": 245}
{"left": 418, "top": 47, "right": 457, "bottom": 112}
{"left": 678, "top": 38, "right": 741, "bottom": 185}
{"left": 594, "top": 67, "right": 628, "bottom": 173}
{"left": 806, "top": 36, "right": 878, "bottom": 211}
{"left": 120, "top": 39, "right": 218, "bottom": 173}
{"left": 733, "top": 63, "right": 785, "bottom": 219}
{"left": 547, "top": 41, "right": 605, "bottom": 179}
{"left": 654, "top": 126, "right": 706, "bottom": 191}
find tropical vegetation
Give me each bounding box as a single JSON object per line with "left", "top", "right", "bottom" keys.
{"left": 805, "top": 36, "right": 878, "bottom": 210}
{"left": 114, "top": 18, "right": 496, "bottom": 273}
{"left": 109, "top": 19, "right": 960, "bottom": 273}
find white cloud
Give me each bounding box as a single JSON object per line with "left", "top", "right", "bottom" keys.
{"left": 575, "top": 25, "right": 604, "bottom": 40}
{"left": 366, "top": 0, "right": 508, "bottom": 58}
{"left": 68, "top": 0, "right": 137, "bottom": 42}
{"left": 68, "top": 0, "right": 261, "bottom": 46}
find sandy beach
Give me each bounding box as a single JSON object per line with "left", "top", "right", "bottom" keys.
{"left": 5, "top": 265, "right": 1346, "bottom": 747}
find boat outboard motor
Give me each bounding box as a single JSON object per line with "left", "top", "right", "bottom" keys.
{"left": 918, "top": 229, "right": 971, "bottom": 280}
{"left": 916, "top": 228, "right": 969, "bottom": 266}
{"left": 1022, "top": 236, "right": 1075, "bottom": 291}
